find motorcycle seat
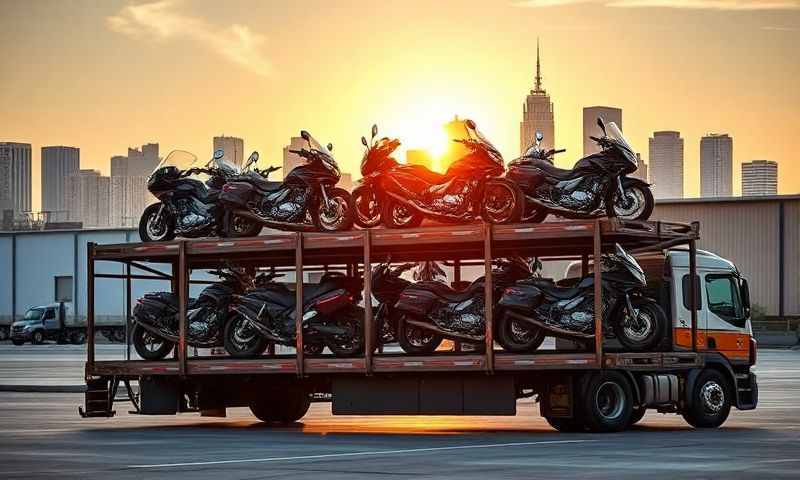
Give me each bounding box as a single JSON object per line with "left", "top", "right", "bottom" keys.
{"left": 246, "top": 175, "right": 284, "bottom": 193}
{"left": 528, "top": 159, "right": 582, "bottom": 181}
{"left": 534, "top": 276, "right": 594, "bottom": 299}
{"left": 415, "top": 281, "right": 477, "bottom": 302}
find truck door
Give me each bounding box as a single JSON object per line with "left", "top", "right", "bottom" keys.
{"left": 42, "top": 308, "right": 58, "bottom": 332}
{"left": 673, "top": 268, "right": 707, "bottom": 350}
{"left": 702, "top": 272, "right": 750, "bottom": 362}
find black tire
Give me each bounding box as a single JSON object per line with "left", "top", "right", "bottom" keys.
{"left": 523, "top": 204, "right": 548, "bottom": 224}
{"left": 313, "top": 187, "right": 354, "bottom": 232}
{"left": 12, "top": 339, "right": 25, "bottom": 346}
{"left": 250, "top": 389, "right": 311, "bottom": 424}
{"left": 31, "top": 330, "right": 45, "bottom": 345}
{"left": 682, "top": 369, "right": 732, "bottom": 429}
{"left": 230, "top": 215, "right": 261, "bottom": 237}
{"left": 481, "top": 179, "right": 524, "bottom": 224}
{"left": 303, "top": 342, "right": 325, "bottom": 356}
{"left": 326, "top": 306, "right": 365, "bottom": 357}
{"left": 607, "top": 182, "right": 654, "bottom": 222}
{"left": 382, "top": 197, "right": 423, "bottom": 229}
{"left": 581, "top": 371, "right": 634, "bottom": 433}
{"left": 0, "top": 328, "right": 8, "bottom": 341}
{"left": 131, "top": 324, "right": 174, "bottom": 360}
{"left": 350, "top": 185, "right": 382, "bottom": 228}
{"left": 70, "top": 330, "right": 87, "bottom": 345}
{"left": 396, "top": 316, "right": 442, "bottom": 354}
{"left": 223, "top": 314, "right": 268, "bottom": 358}
{"left": 496, "top": 311, "right": 546, "bottom": 353}
{"left": 545, "top": 416, "right": 586, "bottom": 433}
{"left": 139, "top": 203, "right": 175, "bottom": 242}
{"left": 614, "top": 299, "right": 666, "bottom": 352}
{"left": 629, "top": 406, "right": 647, "bottom": 426}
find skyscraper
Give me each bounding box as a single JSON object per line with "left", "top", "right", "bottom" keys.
{"left": 440, "top": 115, "right": 470, "bottom": 170}
{"left": 742, "top": 160, "right": 778, "bottom": 196}
{"left": 125, "top": 143, "right": 160, "bottom": 177}
{"left": 66, "top": 169, "right": 110, "bottom": 227}
{"left": 0, "top": 142, "right": 32, "bottom": 216}
{"left": 213, "top": 136, "right": 244, "bottom": 167}
{"left": 283, "top": 137, "right": 306, "bottom": 178}
{"left": 520, "top": 40, "right": 554, "bottom": 154}
{"left": 631, "top": 153, "right": 648, "bottom": 182}
{"left": 583, "top": 106, "right": 622, "bottom": 157}
{"left": 700, "top": 134, "right": 733, "bottom": 198}
{"left": 41, "top": 146, "right": 80, "bottom": 221}
{"left": 648, "top": 131, "right": 684, "bottom": 199}
{"left": 108, "top": 143, "right": 159, "bottom": 227}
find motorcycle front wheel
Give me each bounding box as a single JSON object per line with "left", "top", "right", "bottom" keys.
{"left": 382, "top": 197, "right": 424, "bottom": 229}
{"left": 131, "top": 324, "right": 174, "bottom": 360}
{"left": 223, "top": 314, "right": 268, "bottom": 358}
{"left": 396, "top": 316, "right": 443, "bottom": 354}
{"left": 608, "top": 183, "right": 654, "bottom": 221}
{"left": 139, "top": 203, "right": 175, "bottom": 242}
{"left": 613, "top": 299, "right": 667, "bottom": 352}
{"left": 350, "top": 185, "right": 382, "bottom": 228}
{"left": 326, "top": 306, "right": 365, "bottom": 357}
{"left": 496, "top": 311, "right": 546, "bottom": 353}
{"left": 481, "top": 179, "right": 523, "bottom": 224}
{"left": 313, "top": 187, "right": 354, "bottom": 232}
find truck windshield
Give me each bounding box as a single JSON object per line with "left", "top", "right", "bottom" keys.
{"left": 23, "top": 308, "right": 44, "bottom": 321}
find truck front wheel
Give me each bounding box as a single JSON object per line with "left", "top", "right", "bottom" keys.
{"left": 581, "top": 371, "right": 633, "bottom": 433}
{"left": 31, "top": 330, "right": 45, "bottom": 345}
{"left": 682, "top": 369, "right": 732, "bottom": 429}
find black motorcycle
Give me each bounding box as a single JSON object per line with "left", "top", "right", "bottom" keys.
{"left": 131, "top": 268, "right": 255, "bottom": 360}
{"left": 219, "top": 131, "right": 354, "bottom": 233}
{"left": 139, "top": 150, "right": 261, "bottom": 242}
{"left": 392, "top": 257, "right": 534, "bottom": 354}
{"left": 496, "top": 244, "right": 666, "bottom": 352}
{"left": 223, "top": 272, "right": 364, "bottom": 358}
{"left": 506, "top": 118, "right": 654, "bottom": 223}
{"left": 353, "top": 121, "right": 523, "bottom": 229}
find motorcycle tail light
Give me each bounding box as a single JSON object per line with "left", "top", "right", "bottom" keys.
{"left": 223, "top": 184, "right": 236, "bottom": 192}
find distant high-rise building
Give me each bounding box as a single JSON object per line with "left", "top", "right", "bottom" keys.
{"left": 282, "top": 137, "right": 306, "bottom": 178}
{"left": 0, "top": 142, "right": 32, "bottom": 216}
{"left": 41, "top": 146, "right": 79, "bottom": 221}
{"left": 583, "top": 106, "right": 622, "bottom": 157}
{"left": 742, "top": 160, "right": 778, "bottom": 196}
{"left": 108, "top": 143, "right": 159, "bottom": 227}
{"left": 66, "top": 169, "right": 110, "bottom": 227}
{"left": 631, "top": 153, "right": 648, "bottom": 182}
{"left": 110, "top": 155, "right": 129, "bottom": 177}
{"left": 213, "top": 136, "right": 244, "bottom": 168}
{"left": 700, "top": 133, "right": 733, "bottom": 198}
{"left": 440, "top": 115, "right": 471, "bottom": 170}
{"left": 520, "top": 40, "right": 555, "bottom": 154}
{"left": 125, "top": 143, "right": 160, "bottom": 177}
{"left": 649, "top": 131, "right": 684, "bottom": 199}
{"left": 406, "top": 149, "right": 433, "bottom": 170}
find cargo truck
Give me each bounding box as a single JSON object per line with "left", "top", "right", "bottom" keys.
{"left": 11, "top": 302, "right": 125, "bottom": 345}
{"left": 80, "top": 219, "right": 757, "bottom": 433}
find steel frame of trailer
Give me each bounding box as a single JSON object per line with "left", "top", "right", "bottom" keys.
{"left": 85, "top": 218, "right": 701, "bottom": 381}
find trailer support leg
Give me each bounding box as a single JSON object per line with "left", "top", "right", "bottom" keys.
{"left": 178, "top": 241, "right": 188, "bottom": 375}
{"left": 295, "top": 233, "right": 305, "bottom": 377}
{"left": 593, "top": 220, "right": 603, "bottom": 368}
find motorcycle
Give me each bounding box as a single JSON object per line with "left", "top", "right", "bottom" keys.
{"left": 506, "top": 117, "right": 654, "bottom": 223}
{"left": 223, "top": 271, "right": 365, "bottom": 358}
{"left": 351, "top": 121, "right": 523, "bottom": 229}
{"left": 131, "top": 268, "right": 256, "bottom": 360}
{"left": 392, "top": 257, "right": 536, "bottom": 354}
{"left": 496, "top": 243, "right": 666, "bottom": 352}
{"left": 219, "top": 130, "right": 354, "bottom": 232}
{"left": 139, "top": 149, "right": 261, "bottom": 242}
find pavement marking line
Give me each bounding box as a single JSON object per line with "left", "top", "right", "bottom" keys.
{"left": 128, "top": 439, "right": 595, "bottom": 469}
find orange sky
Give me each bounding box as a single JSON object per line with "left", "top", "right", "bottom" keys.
{"left": 1, "top": 0, "right": 798, "bottom": 211}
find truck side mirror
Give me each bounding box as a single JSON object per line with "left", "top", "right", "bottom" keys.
{"left": 740, "top": 278, "right": 751, "bottom": 315}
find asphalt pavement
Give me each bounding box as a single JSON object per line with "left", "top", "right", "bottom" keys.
{"left": 0, "top": 346, "right": 798, "bottom": 479}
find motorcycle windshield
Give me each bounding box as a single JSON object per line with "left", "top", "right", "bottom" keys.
{"left": 305, "top": 132, "right": 341, "bottom": 176}
{"left": 152, "top": 150, "right": 199, "bottom": 175}
{"left": 605, "top": 122, "right": 638, "bottom": 168}
{"left": 361, "top": 137, "right": 400, "bottom": 175}
{"left": 210, "top": 155, "right": 241, "bottom": 176}
{"left": 465, "top": 121, "right": 504, "bottom": 166}
{"left": 614, "top": 244, "right": 646, "bottom": 286}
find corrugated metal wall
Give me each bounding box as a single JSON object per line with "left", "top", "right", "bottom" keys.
{"left": 653, "top": 197, "right": 799, "bottom": 316}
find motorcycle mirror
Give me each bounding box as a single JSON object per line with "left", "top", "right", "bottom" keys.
{"left": 361, "top": 136, "right": 368, "bottom": 147}
{"left": 535, "top": 131, "right": 543, "bottom": 143}
{"left": 300, "top": 130, "right": 310, "bottom": 141}
{"left": 327, "top": 143, "right": 333, "bottom": 152}
{"left": 213, "top": 149, "right": 224, "bottom": 160}
{"left": 371, "top": 124, "right": 378, "bottom": 138}
{"left": 465, "top": 119, "right": 476, "bottom": 130}
{"left": 247, "top": 151, "right": 259, "bottom": 164}
{"left": 597, "top": 117, "right": 607, "bottom": 136}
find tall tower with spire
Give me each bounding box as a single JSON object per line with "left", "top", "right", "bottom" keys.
{"left": 520, "top": 39, "right": 555, "bottom": 154}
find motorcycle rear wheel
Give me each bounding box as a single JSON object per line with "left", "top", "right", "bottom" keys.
{"left": 223, "top": 314, "right": 268, "bottom": 358}
{"left": 481, "top": 179, "right": 523, "bottom": 224}
{"left": 230, "top": 215, "right": 262, "bottom": 237}
{"left": 326, "top": 306, "right": 365, "bottom": 357}
{"left": 313, "top": 187, "right": 354, "bottom": 232}
{"left": 351, "top": 185, "right": 382, "bottom": 228}
{"left": 131, "top": 324, "right": 174, "bottom": 360}
{"left": 139, "top": 203, "right": 175, "bottom": 243}
{"left": 396, "top": 316, "right": 442, "bottom": 354}
{"left": 382, "top": 198, "right": 424, "bottom": 229}
{"left": 496, "top": 311, "right": 546, "bottom": 353}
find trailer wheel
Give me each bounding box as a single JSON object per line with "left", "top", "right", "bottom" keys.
{"left": 31, "top": 330, "right": 45, "bottom": 345}
{"left": 250, "top": 389, "right": 310, "bottom": 424}
{"left": 629, "top": 406, "right": 647, "bottom": 426}
{"left": 70, "top": 330, "right": 87, "bottom": 345}
{"left": 581, "top": 371, "right": 633, "bottom": 433}
{"left": 545, "top": 416, "right": 586, "bottom": 433}
{"left": 682, "top": 369, "right": 732, "bottom": 429}
{"left": 132, "top": 324, "right": 174, "bottom": 360}
{"left": 12, "top": 339, "right": 25, "bottom": 346}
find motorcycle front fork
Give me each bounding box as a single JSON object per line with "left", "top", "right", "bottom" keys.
{"left": 319, "top": 184, "right": 332, "bottom": 211}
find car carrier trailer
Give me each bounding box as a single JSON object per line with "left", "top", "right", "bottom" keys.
{"left": 80, "top": 219, "right": 757, "bottom": 432}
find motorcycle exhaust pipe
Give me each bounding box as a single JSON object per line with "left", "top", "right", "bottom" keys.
{"left": 523, "top": 195, "right": 603, "bottom": 219}
{"left": 235, "top": 311, "right": 286, "bottom": 343}
{"left": 505, "top": 310, "right": 595, "bottom": 341}
{"left": 383, "top": 191, "right": 472, "bottom": 222}
{"left": 229, "top": 209, "right": 319, "bottom": 232}
{"left": 404, "top": 319, "right": 484, "bottom": 342}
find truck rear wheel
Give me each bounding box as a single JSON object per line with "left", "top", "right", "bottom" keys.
{"left": 581, "top": 371, "right": 633, "bottom": 433}
{"left": 682, "top": 369, "right": 732, "bottom": 429}
{"left": 70, "top": 330, "right": 87, "bottom": 345}
{"left": 31, "top": 330, "right": 45, "bottom": 345}
{"left": 545, "top": 415, "right": 586, "bottom": 433}
{"left": 250, "top": 388, "right": 310, "bottom": 424}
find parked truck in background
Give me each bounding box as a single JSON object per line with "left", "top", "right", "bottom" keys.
{"left": 10, "top": 302, "right": 125, "bottom": 345}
